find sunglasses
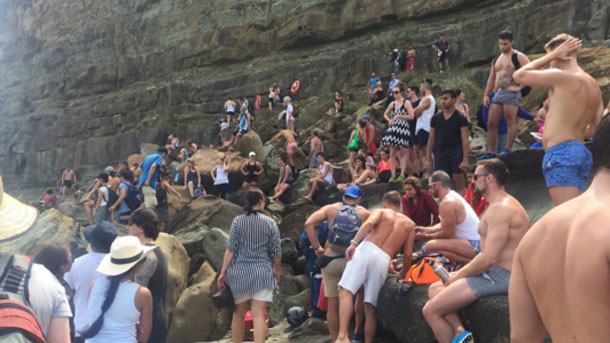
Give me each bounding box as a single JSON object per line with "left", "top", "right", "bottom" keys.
{"left": 393, "top": 90, "right": 402, "bottom": 94}
{"left": 474, "top": 172, "right": 489, "bottom": 179}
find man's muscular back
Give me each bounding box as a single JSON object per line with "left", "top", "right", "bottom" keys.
{"left": 366, "top": 209, "right": 414, "bottom": 257}
{"left": 510, "top": 192, "right": 610, "bottom": 341}
{"left": 544, "top": 69, "right": 603, "bottom": 149}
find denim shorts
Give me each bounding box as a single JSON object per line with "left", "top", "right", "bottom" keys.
{"left": 491, "top": 89, "right": 521, "bottom": 106}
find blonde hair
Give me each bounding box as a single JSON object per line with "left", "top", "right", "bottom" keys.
{"left": 544, "top": 33, "right": 576, "bottom": 52}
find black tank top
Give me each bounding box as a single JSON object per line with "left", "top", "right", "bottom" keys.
{"left": 245, "top": 161, "right": 258, "bottom": 176}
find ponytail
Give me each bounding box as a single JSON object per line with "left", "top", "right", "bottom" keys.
{"left": 243, "top": 188, "right": 265, "bottom": 213}
{"left": 80, "top": 271, "right": 129, "bottom": 339}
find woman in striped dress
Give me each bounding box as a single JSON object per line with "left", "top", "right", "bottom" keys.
{"left": 381, "top": 84, "right": 415, "bottom": 182}
{"left": 218, "top": 189, "right": 281, "bottom": 343}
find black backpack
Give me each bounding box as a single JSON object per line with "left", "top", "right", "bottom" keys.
{"left": 123, "top": 182, "right": 143, "bottom": 211}
{"left": 0, "top": 253, "right": 46, "bottom": 343}
{"left": 290, "top": 164, "right": 300, "bottom": 180}
{"left": 492, "top": 50, "right": 531, "bottom": 97}
{"left": 327, "top": 204, "right": 362, "bottom": 247}
{"left": 398, "top": 53, "right": 407, "bottom": 71}
{"left": 103, "top": 186, "right": 119, "bottom": 207}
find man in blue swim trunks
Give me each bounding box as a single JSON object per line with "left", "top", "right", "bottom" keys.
{"left": 513, "top": 33, "right": 603, "bottom": 205}
{"left": 479, "top": 30, "right": 531, "bottom": 159}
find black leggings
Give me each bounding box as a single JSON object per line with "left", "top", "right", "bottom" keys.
{"left": 213, "top": 183, "right": 232, "bottom": 199}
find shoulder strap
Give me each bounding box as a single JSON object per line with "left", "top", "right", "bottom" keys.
{"left": 492, "top": 53, "right": 501, "bottom": 66}
{"left": 512, "top": 50, "right": 521, "bottom": 69}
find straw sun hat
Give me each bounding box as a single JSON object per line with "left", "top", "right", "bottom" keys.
{"left": 97, "top": 236, "right": 154, "bottom": 276}
{"left": 0, "top": 174, "right": 38, "bottom": 242}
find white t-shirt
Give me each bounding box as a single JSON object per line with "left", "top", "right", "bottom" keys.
{"left": 416, "top": 95, "right": 436, "bottom": 134}
{"left": 64, "top": 252, "right": 107, "bottom": 336}
{"left": 29, "top": 263, "right": 73, "bottom": 335}
{"left": 99, "top": 186, "right": 109, "bottom": 207}
{"left": 286, "top": 104, "right": 294, "bottom": 123}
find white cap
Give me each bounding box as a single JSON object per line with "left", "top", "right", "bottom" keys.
{"left": 249, "top": 152, "right": 256, "bottom": 157}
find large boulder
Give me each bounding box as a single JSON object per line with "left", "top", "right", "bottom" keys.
{"left": 168, "top": 195, "right": 243, "bottom": 234}
{"left": 0, "top": 208, "right": 87, "bottom": 256}
{"left": 378, "top": 275, "right": 521, "bottom": 343}
{"left": 166, "top": 266, "right": 231, "bottom": 343}
{"left": 201, "top": 228, "right": 229, "bottom": 272}
{"left": 268, "top": 275, "right": 300, "bottom": 325}
{"left": 156, "top": 233, "right": 190, "bottom": 321}
{"left": 56, "top": 201, "right": 89, "bottom": 226}
{"left": 278, "top": 204, "right": 320, "bottom": 241}
{"left": 173, "top": 223, "right": 209, "bottom": 257}
{"left": 234, "top": 131, "right": 265, "bottom": 161}
{"left": 284, "top": 288, "right": 312, "bottom": 313}
{"left": 283, "top": 168, "right": 318, "bottom": 204}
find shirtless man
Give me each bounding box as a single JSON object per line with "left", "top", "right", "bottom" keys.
{"left": 265, "top": 128, "right": 297, "bottom": 166}
{"left": 513, "top": 34, "right": 603, "bottom": 205}
{"left": 60, "top": 168, "right": 76, "bottom": 196}
{"left": 479, "top": 30, "right": 531, "bottom": 159}
{"left": 417, "top": 170, "right": 480, "bottom": 264}
{"left": 304, "top": 186, "right": 370, "bottom": 342}
{"left": 335, "top": 191, "right": 415, "bottom": 343}
{"left": 307, "top": 130, "right": 324, "bottom": 169}
{"left": 224, "top": 97, "right": 237, "bottom": 124}
{"left": 423, "top": 159, "right": 530, "bottom": 343}
{"left": 509, "top": 115, "right": 610, "bottom": 342}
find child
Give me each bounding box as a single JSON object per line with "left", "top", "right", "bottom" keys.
{"left": 219, "top": 119, "right": 233, "bottom": 150}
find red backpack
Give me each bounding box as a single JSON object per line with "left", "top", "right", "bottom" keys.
{"left": 243, "top": 310, "right": 269, "bottom": 341}
{"left": 0, "top": 253, "right": 46, "bottom": 343}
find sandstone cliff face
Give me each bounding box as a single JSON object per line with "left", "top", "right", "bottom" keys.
{"left": 0, "top": 0, "right": 608, "bottom": 188}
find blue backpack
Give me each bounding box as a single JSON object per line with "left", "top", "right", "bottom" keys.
{"left": 327, "top": 204, "right": 361, "bottom": 247}
{"left": 123, "top": 182, "right": 143, "bottom": 211}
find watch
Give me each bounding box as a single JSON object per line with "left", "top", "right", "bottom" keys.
{"left": 350, "top": 239, "right": 359, "bottom": 246}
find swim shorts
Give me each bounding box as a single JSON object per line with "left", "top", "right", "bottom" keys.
{"left": 286, "top": 142, "right": 297, "bottom": 154}
{"left": 226, "top": 111, "right": 235, "bottom": 116}
{"left": 234, "top": 288, "right": 274, "bottom": 305}
{"left": 63, "top": 180, "right": 73, "bottom": 189}
{"left": 417, "top": 130, "right": 430, "bottom": 148}
{"left": 434, "top": 146, "right": 464, "bottom": 175}
{"left": 321, "top": 250, "right": 347, "bottom": 298}
{"left": 491, "top": 89, "right": 521, "bottom": 106}
{"left": 438, "top": 51, "right": 447, "bottom": 62}
{"left": 469, "top": 240, "right": 480, "bottom": 254}
{"left": 338, "top": 241, "right": 391, "bottom": 307}
{"left": 466, "top": 265, "right": 511, "bottom": 298}
{"left": 542, "top": 140, "right": 592, "bottom": 192}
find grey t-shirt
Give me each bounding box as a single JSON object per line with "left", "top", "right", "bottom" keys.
{"left": 29, "top": 263, "right": 73, "bottom": 335}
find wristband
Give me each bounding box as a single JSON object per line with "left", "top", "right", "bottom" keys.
{"left": 350, "top": 239, "right": 359, "bottom": 246}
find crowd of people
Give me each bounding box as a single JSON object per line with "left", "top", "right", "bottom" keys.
{"left": 3, "top": 30, "right": 610, "bottom": 343}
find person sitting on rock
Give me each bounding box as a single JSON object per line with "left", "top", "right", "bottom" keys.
{"left": 303, "top": 153, "right": 335, "bottom": 201}
{"left": 337, "top": 155, "right": 376, "bottom": 192}
{"left": 369, "top": 81, "right": 384, "bottom": 106}
{"left": 307, "top": 130, "right": 324, "bottom": 169}
{"left": 265, "top": 128, "right": 298, "bottom": 167}
{"left": 165, "top": 134, "right": 179, "bottom": 153}
{"left": 335, "top": 191, "right": 415, "bottom": 343}
{"left": 376, "top": 148, "right": 395, "bottom": 183}
{"left": 401, "top": 176, "right": 440, "bottom": 227}
{"left": 180, "top": 138, "right": 198, "bottom": 162}
{"left": 271, "top": 154, "right": 294, "bottom": 202}
{"left": 241, "top": 152, "right": 264, "bottom": 188}
{"left": 219, "top": 119, "right": 233, "bottom": 150}
{"left": 43, "top": 189, "right": 56, "bottom": 207}
{"left": 233, "top": 107, "right": 252, "bottom": 147}
{"left": 304, "top": 186, "right": 370, "bottom": 343}
{"left": 416, "top": 171, "right": 480, "bottom": 264}
{"left": 423, "top": 159, "right": 530, "bottom": 343}
{"left": 183, "top": 159, "right": 202, "bottom": 200}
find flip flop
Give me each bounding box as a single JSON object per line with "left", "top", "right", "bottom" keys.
{"left": 451, "top": 331, "right": 474, "bottom": 343}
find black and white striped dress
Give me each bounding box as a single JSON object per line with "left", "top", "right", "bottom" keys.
{"left": 381, "top": 99, "right": 411, "bottom": 148}
{"left": 226, "top": 211, "right": 281, "bottom": 299}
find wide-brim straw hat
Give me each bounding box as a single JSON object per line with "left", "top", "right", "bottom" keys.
{"left": 0, "top": 174, "right": 38, "bottom": 243}
{"left": 97, "top": 236, "right": 155, "bottom": 276}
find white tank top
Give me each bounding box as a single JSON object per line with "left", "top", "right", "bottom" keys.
{"left": 320, "top": 162, "right": 334, "bottom": 184}
{"left": 416, "top": 95, "right": 436, "bottom": 134}
{"left": 214, "top": 167, "right": 230, "bottom": 185}
{"left": 85, "top": 278, "right": 140, "bottom": 343}
{"left": 226, "top": 102, "right": 235, "bottom": 112}
{"left": 442, "top": 190, "right": 480, "bottom": 240}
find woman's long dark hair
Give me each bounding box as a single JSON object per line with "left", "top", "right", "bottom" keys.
{"left": 243, "top": 188, "right": 265, "bottom": 213}
{"left": 80, "top": 270, "right": 130, "bottom": 339}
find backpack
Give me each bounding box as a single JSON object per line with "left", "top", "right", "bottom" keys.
{"left": 123, "top": 182, "right": 143, "bottom": 211}
{"left": 327, "top": 204, "right": 362, "bottom": 247}
{"left": 492, "top": 50, "right": 532, "bottom": 97}
{"left": 292, "top": 103, "right": 299, "bottom": 118}
{"left": 103, "top": 186, "right": 119, "bottom": 207}
{"left": 0, "top": 253, "right": 46, "bottom": 343}
{"left": 290, "top": 164, "right": 300, "bottom": 181}
{"left": 403, "top": 256, "right": 443, "bottom": 285}
{"left": 398, "top": 53, "right": 407, "bottom": 71}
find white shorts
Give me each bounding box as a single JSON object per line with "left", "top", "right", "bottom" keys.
{"left": 142, "top": 185, "right": 158, "bottom": 208}
{"left": 338, "top": 241, "right": 391, "bottom": 307}
{"left": 234, "top": 288, "right": 274, "bottom": 305}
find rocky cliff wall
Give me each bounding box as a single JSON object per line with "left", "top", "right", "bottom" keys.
{"left": 0, "top": 0, "right": 608, "bottom": 188}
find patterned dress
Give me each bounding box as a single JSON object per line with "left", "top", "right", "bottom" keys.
{"left": 382, "top": 99, "right": 411, "bottom": 148}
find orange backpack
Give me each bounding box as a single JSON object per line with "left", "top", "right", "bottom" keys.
{"left": 403, "top": 257, "right": 443, "bottom": 285}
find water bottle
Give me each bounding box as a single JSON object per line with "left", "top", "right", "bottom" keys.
{"left": 427, "top": 259, "right": 450, "bottom": 282}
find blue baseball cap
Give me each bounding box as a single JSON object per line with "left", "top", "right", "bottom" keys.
{"left": 344, "top": 185, "right": 363, "bottom": 199}
{"left": 362, "top": 114, "right": 371, "bottom": 120}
